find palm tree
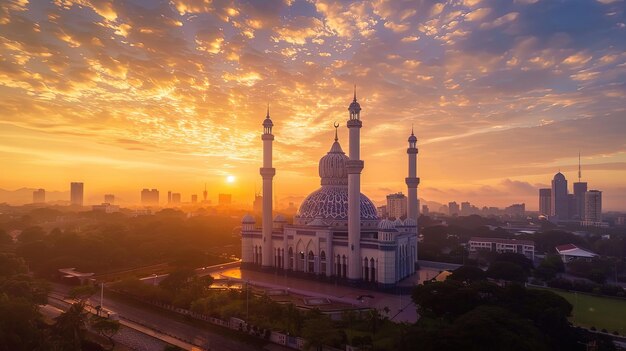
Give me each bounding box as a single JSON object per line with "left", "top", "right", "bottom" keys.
{"left": 53, "top": 301, "right": 89, "bottom": 351}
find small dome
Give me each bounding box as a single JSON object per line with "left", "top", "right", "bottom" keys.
{"left": 393, "top": 218, "right": 404, "bottom": 226}
{"left": 348, "top": 99, "right": 361, "bottom": 113}
{"left": 263, "top": 117, "right": 273, "bottom": 128}
{"left": 273, "top": 214, "right": 286, "bottom": 222}
{"left": 554, "top": 172, "right": 566, "bottom": 181}
{"left": 242, "top": 214, "right": 255, "bottom": 224}
{"left": 378, "top": 219, "right": 395, "bottom": 230}
{"left": 319, "top": 141, "right": 349, "bottom": 186}
{"left": 404, "top": 218, "right": 417, "bottom": 226}
{"left": 307, "top": 217, "right": 327, "bottom": 226}
{"left": 408, "top": 134, "right": 417, "bottom": 143}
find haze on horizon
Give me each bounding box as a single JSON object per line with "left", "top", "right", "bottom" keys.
{"left": 0, "top": 0, "right": 625, "bottom": 210}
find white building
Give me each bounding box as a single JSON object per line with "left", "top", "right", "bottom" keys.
{"left": 468, "top": 237, "right": 535, "bottom": 260}
{"left": 241, "top": 92, "right": 420, "bottom": 287}
{"left": 555, "top": 244, "right": 598, "bottom": 262}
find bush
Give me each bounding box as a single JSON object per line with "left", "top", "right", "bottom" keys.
{"left": 590, "top": 326, "right": 596, "bottom": 331}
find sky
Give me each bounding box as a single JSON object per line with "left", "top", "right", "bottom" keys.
{"left": 0, "top": 0, "right": 625, "bottom": 210}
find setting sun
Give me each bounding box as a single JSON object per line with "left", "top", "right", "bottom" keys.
{"left": 226, "top": 175, "right": 236, "bottom": 183}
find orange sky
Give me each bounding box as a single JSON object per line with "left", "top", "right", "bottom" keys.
{"left": 0, "top": 0, "right": 625, "bottom": 210}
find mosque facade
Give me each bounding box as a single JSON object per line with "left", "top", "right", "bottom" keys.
{"left": 241, "top": 92, "right": 420, "bottom": 287}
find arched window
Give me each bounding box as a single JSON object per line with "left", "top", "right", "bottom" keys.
{"left": 299, "top": 251, "right": 305, "bottom": 272}
{"left": 288, "top": 247, "right": 294, "bottom": 270}
{"left": 370, "top": 258, "right": 376, "bottom": 282}
{"left": 308, "top": 251, "right": 315, "bottom": 273}
{"left": 342, "top": 255, "right": 347, "bottom": 278}
{"left": 320, "top": 251, "right": 327, "bottom": 276}
{"left": 336, "top": 254, "right": 341, "bottom": 276}
{"left": 363, "top": 257, "right": 369, "bottom": 282}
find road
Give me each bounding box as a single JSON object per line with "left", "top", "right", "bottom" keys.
{"left": 50, "top": 283, "right": 266, "bottom": 351}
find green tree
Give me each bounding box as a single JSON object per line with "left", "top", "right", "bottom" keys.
{"left": 301, "top": 311, "right": 342, "bottom": 351}
{"left": 53, "top": 302, "right": 89, "bottom": 351}
{"left": 91, "top": 316, "right": 120, "bottom": 350}
{"left": 449, "top": 265, "right": 486, "bottom": 282}
{"left": 487, "top": 261, "right": 527, "bottom": 282}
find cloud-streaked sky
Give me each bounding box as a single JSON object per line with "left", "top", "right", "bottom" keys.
{"left": 0, "top": 0, "right": 625, "bottom": 210}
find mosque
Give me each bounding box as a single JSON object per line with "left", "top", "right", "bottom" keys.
{"left": 241, "top": 91, "right": 420, "bottom": 287}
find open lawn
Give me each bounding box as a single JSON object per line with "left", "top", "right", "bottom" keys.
{"left": 541, "top": 288, "right": 626, "bottom": 335}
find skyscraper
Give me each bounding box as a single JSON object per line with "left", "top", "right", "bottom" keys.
{"left": 32, "top": 188, "right": 45, "bottom": 203}
{"left": 551, "top": 172, "right": 568, "bottom": 220}
{"left": 104, "top": 194, "right": 115, "bottom": 204}
{"left": 141, "top": 188, "right": 159, "bottom": 206}
{"left": 191, "top": 194, "right": 198, "bottom": 203}
{"left": 448, "top": 201, "right": 460, "bottom": 216}
{"left": 539, "top": 188, "right": 551, "bottom": 216}
{"left": 171, "top": 193, "right": 181, "bottom": 204}
{"left": 584, "top": 190, "right": 602, "bottom": 222}
{"left": 386, "top": 192, "right": 407, "bottom": 219}
{"left": 70, "top": 182, "right": 84, "bottom": 206}
{"left": 573, "top": 154, "right": 587, "bottom": 220}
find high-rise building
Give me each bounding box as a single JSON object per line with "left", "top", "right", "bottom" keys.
{"left": 167, "top": 191, "right": 172, "bottom": 204}
{"left": 141, "top": 188, "right": 159, "bottom": 206}
{"left": 104, "top": 194, "right": 115, "bottom": 204}
{"left": 253, "top": 194, "right": 263, "bottom": 213}
{"left": 584, "top": 190, "right": 602, "bottom": 222}
{"left": 377, "top": 205, "right": 388, "bottom": 218}
{"left": 422, "top": 205, "right": 429, "bottom": 216}
{"left": 218, "top": 193, "right": 232, "bottom": 206}
{"left": 461, "top": 201, "right": 472, "bottom": 216}
{"left": 171, "top": 193, "right": 181, "bottom": 204}
{"left": 32, "top": 188, "right": 45, "bottom": 203}
{"left": 386, "top": 192, "right": 407, "bottom": 219}
{"left": 505, "top": 203, "right": 525, "bottom": 217}
{"left": 573, "top": 182, "right": 588, "bottom": 219}
{"left": 448, "top": 201, "right": 460, "bottom": 216}
{"left": 539, "top": 188, "right": 551, "bottom": 216}
{"left": 551, "top": 172, "right": 568, "bottom": 219}
{"left": 70, "top": 182, "right": 84, "bottom": 206}
{"left": 191, "top": 194, "right": 198, "bottom": 203}
{"left": 203, "top": 183, "right": 208, "bottom": 203}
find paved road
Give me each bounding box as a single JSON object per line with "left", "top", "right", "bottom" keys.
{"left": 50, "top": 283, "right": 266, "bottom": 351}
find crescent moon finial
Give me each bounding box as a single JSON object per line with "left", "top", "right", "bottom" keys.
{"left": 333, "top": 122, "right": 339, "bottom": 141}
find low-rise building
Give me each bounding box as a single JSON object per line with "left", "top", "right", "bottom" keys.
{"left": 468, "top": 237, "right": 535, "bottom": 260}
{"left": 555, "top": 244, "right": 598, "bottom": 263}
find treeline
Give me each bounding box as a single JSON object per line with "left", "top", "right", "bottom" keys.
{"left": 1, "top": 209, "right": 241, "bottom": 278}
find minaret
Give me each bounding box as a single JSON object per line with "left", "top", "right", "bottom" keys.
{"left": 406, "top": 127, "right": 419, "bottom": 221}
{"left": 346, "top": 86, "right": 363, "bottom": 280}
{"left": 260, "top": 105, "right": 275, "bottom": 268}
{"left": 406, "top": 127, "right": 420, "bottom": 261}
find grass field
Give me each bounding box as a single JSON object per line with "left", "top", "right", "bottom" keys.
{"left": 541, "top": 288, "right": 626, "bottom": 334}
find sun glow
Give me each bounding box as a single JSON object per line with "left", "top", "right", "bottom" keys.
{"left": 226, "top": 175, "right": 236, "bottom": 183}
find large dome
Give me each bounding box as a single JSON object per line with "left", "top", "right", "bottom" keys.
{"left": 297, "top": 186, "right": 378, "bottom": 221}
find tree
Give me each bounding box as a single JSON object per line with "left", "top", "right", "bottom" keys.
{"left": 17, "top": 226, "right": 45, "bottom": 243}
{"left": 91, "top": 316, "right": 120, "bottom": 350}
{"left": 487, "top": 261, "right": 527, "bottom": 282}
{"left": 301, "top": 311, "right": 342, "bottom": 351}
{"left": 53, "top": 302, "right": 89, "bottom": 351}
{"left": 449, "top": 265, "right": 486, "bottom": 282}
{"left": 69, "top": 284, "right": 97, "bottom": 301}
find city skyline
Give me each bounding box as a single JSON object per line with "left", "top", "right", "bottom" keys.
{"left": 0, "top": 0, "right": 625, "bottom": 210}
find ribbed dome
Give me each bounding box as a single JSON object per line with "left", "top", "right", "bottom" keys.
{"left": 404, "top": 218, "right": 416, "bottom": 226}
{"left": 378, "top": 219, "right": 395, "bottom": 230}
{"left": 319, "top": 141, "right": 349, "bottom": 185}
{"left": 349, "top": 99, "right": 361, "bottom": 112}
{"left": 273, "top": 214, "right": 286, "bottom": 222}
{"left": 297, "top": 186, "right": 378, "bottom": 221}
{"left": 242, "top": 214, "right": 255, "bottom": 224}
{"left": 393, "top": 218, "right": 404, "bottom": 226}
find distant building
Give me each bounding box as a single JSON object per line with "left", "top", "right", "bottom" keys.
{"left": 468, "top": 237, "right": 535, "bottom": 260}
{"left": 170, "top": 193, "right": 181, "bottom": 204}
{"left": 505, "top": 203, "right": 525, "bottom": 217}
{"left": 551, "top": 172, "right": 568, "bottom": 220}
{"left": 386, "top": 192, "right": 407, "bottom": 219}
{"left": 421, "top": 204, "right": 429, "bottom": 216}
{"left": 253, "top": 194, "right": 263, "bottom": 213}
{"left": 539, "top": 188, "right": 551, "bottom": 216}
{"left": 573, "top": 182, "right": 587, "bottom": 219}
{"left": 617, "top": 217, "right": 626, "bottom": 226}
{"left": 92, "top": 203, "right": 120, "bottom": 213}
{"left": 141, "top": 188, "right": 159, "bottom": 206}
{"left": 584, "top": 190, "right": 602, "bottom": 222}
{"left": 167, "top": 191, "right": 172, "bottom": 204}
{"left": 448, "top": 201, "right": 460, "bottom": 216}
{"left": 218, "top": 193, "right": 232, "bottom": 206}
{"left": 32, "top": 188, "right": 45, "bottom": 203}
{"left": 203, "top": 184, "right": 208, "bottom": 203}
{"left": 70, "top": 182, "right": 84, "bottom": 206}
{"left": 377, "top": 205, "right": 388, "bottom": 218}
{"left": 555, "top": 244, "right": 597, "bottom": 263}
{"left": 191, "top": 194, "right": 198, "bottom": 203}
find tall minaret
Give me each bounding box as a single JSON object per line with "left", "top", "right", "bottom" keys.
{"left": 406, "top": 127, "right": 420, "bottom": 222}
{"left": 346, "top": 86, "right": 363, "bottom": 280}
{"left": 406, "top": 127, "right": 420, "bottom": 265}
{"left": 260, "top": 105, "right": 275, "bottom": 268}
